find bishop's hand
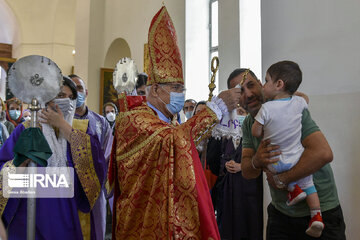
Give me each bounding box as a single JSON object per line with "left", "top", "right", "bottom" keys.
{"left": 218, "top": 88, "right": 242, "bottom": 111}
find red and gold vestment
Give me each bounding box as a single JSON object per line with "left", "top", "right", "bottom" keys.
{"left": 109, "top": 100, "right": 220, "bottom": 239}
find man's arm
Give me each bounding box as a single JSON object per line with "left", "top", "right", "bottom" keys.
{"left": 243, "top": 131, "right": 332, "bottom": 185}
{"left": 275, "top": 131, "right": 333, "bottom": 186}
{"left": 242, "top": 148, "right": 260, "bottom": 179}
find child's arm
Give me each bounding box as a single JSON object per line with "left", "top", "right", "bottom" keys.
{"left": 251, "top": 120, "right": 263, "bottom": 138}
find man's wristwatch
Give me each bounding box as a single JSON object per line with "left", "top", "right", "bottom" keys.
{"left": 273, "top": 174, "right": 287, "bottom": 189}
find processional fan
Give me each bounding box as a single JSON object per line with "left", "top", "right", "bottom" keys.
{"left": 113, "top": 57, "right": 138, "bottom": 95}
{"left": 112, "top": 57, "right": 144, "bottom": 112}
{"left": 7, "top": 55, "right": 62, "bottom": 240}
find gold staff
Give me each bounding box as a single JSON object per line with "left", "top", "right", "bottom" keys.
{"left": 194, "top": 56, "right": 219, "bottom": 146}
{"left": 208, "top": 56, "right": 219, "bottom": 101}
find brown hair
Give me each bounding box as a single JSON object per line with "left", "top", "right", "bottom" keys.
{"left": 227, "top": 68, "right": 258, "bottom": 89}
{"left": 103, "top": 102, "right": 118, "bottom": 115}
{"left": 5, "top": 97, "right": 23, "bottom": 126}
{"left": 267, "top": 61, "right": 302, "bottom": 94}
{"left": 6, "top": 97, "right": 22, "bottom": 109}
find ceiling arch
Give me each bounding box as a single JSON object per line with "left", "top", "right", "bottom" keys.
{"left": 104, "top": 38, "right": 131, "bottom": 68}
{"left": 0, "top": 0, "right": 20, "bottom": 45}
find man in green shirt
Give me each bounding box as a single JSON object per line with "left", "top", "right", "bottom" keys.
{"left": 240, "top": 68, "right": 345, "bottom": 239}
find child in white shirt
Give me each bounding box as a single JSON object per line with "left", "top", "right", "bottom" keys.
{"left": 251, "top": 61, "right": 324, "bottom": 238}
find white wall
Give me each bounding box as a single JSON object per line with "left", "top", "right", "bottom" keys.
{"left": 185, "top": 0, "right": 210, "bottom": 102}
{"left": 239, "top": 0, "right": 262, "bottom": 79}
{"left": 261, "top": 0, "right": 360, "bottom": 238}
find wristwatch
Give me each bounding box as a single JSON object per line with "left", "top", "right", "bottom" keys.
{"left": 273, "top": 174, "right": 287, "bottom": 189}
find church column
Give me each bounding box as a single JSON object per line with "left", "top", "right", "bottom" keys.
{"left": 218, "top": 0, "right": 240, "bottom": 91}
{"left": 75, "top": 0, "right": 105, "bottom": 113}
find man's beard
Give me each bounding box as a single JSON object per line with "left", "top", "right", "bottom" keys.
{"left": 244, "top": 92, "right": 264, "bottom": 117}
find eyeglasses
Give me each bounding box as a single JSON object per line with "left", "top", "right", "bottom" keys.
{"left": 160, "top": 83, "right": 186, "bottom": 93}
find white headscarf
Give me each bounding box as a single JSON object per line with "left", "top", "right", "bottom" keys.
{"left": 41, "top": 98, "right": 76, "bottom": 167}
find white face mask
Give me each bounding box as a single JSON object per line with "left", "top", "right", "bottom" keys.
{"left": 106, "top": 112, "right": 116, "bottom": 122}
{"left": 52, "top": 98, "right": 74, "bottom": 117}
{"left": 24, "top": 116, "right": 31, "bottom": 121}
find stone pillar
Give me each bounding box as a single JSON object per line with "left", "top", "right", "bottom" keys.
{"left": 218, "top": 0, "right": 240, "bottom": 91}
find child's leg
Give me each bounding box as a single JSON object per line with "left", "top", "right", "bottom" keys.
{"left": 306, "top": 192, "right": 321, "bottom": 214}
{"left": 305, "top": 192, "right": 324, "bottom": 237}
{"left": 302, "top": 177, "right": 321, "bottom": 215}
{"left": 302, "top": 178, "right": 325, "bottom": 238}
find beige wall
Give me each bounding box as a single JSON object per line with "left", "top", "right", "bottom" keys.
{"left": 74, "top": 0, "right": 105, "bottom": 113}
{"left": 104, "top": 38, "right": 132, "bottom": 69}
{"left": 5, "top": 0, "right": 76, "bottom": 75}
{"left": 3, "top": 0, "right": 185, "bottom": 113}
{"left": 74, "top": 0, "right": 185, "bottom": 113}
{"left": 103, "top": 0, "right": 185, "bottom": 73}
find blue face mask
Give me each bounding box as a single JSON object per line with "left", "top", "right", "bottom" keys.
{"left": 238, "top": 115, "right": 246, "bottom": 126}
{"left": 167, "top": 92, "right": 185, "bottom": 115}
{"left": 76, "top": 92, "right": 86, "bottom": 108}
{"left": 9, "top": 110, "right": 21, "bottom": 120}
{"left": 160, "top": 86, "right": 185, "bottom": 115}
{"left": 185, "top": 111, "right": 192, "bottom": 119}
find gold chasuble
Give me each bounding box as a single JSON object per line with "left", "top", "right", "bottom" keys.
{"left": 108, "top": 6, "right": 221, "bottom": 239}
{"left": 110, "top": 103, "right": 220, "bottom": 239}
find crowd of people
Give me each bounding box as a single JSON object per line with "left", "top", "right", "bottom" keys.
{"left": 0, "top": 5, "right": 345, "bottom": 240}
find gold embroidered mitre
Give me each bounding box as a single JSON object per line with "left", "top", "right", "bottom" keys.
{"left": 147, "top": 6, "right": 184, "bottom": 85}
